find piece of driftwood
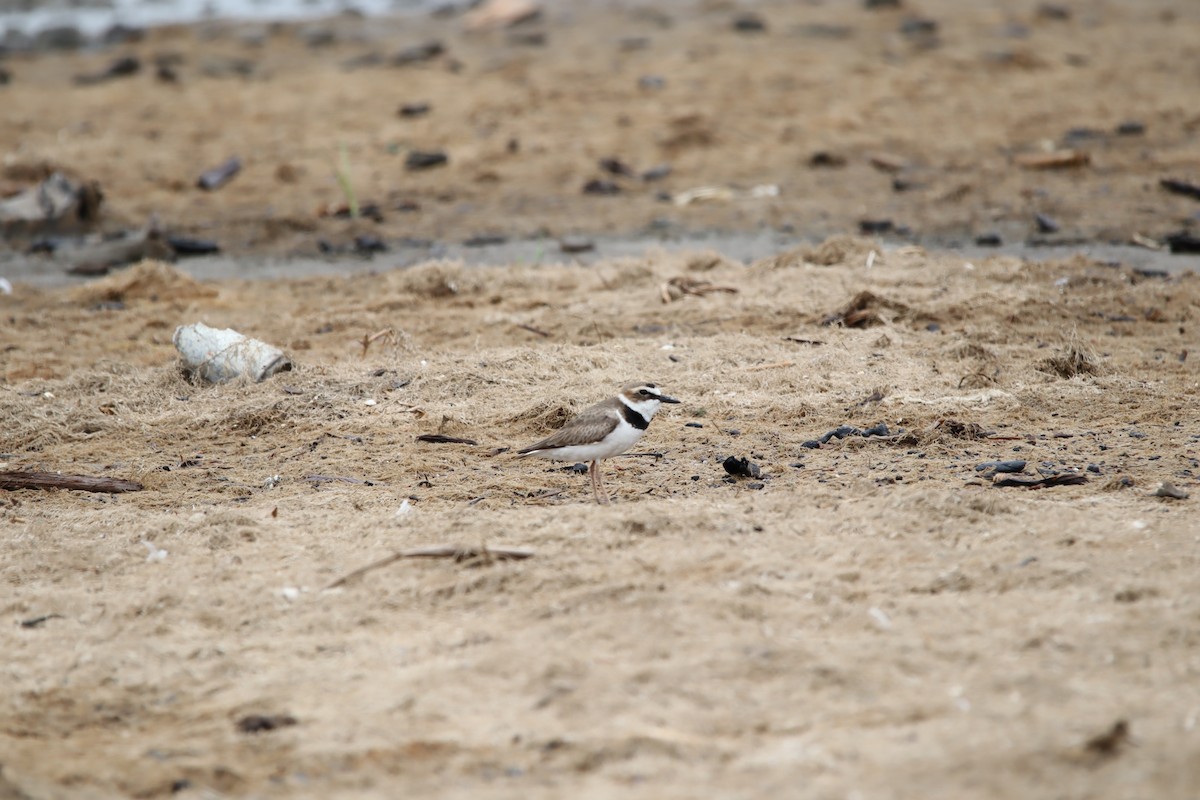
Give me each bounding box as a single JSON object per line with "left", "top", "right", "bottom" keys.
{"left": 0, "top": 471, "right": 143, "bottom": 493}
{"left": 325, "top": 545, "right": 535, "bottom": 589}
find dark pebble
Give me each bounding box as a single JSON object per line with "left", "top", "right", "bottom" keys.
{"left": 197, "top": 157, "right": 242, "bottom": 191}
{"left": 1035, "top": 3, "right": 1071, "bottom": 20}
{"left": 582, "top": 179, "right": 621, "bottom": 196}
{"left": 976, "top": 459, "right": 1026, "bottom": 474}
{"left": 864, "top": 0, "right": 902, "bottom": 7}
{"left": 567, "top": 463, "right": 589, "bottom": 474}
{"left": 809, "top": 151, "right": 847, "bottom": 168}
{"left": 74, "top": 56, "right": 141, "bottom": 86}
{"left": 1164, "top": 232, "right": 1200, "bottom": 254}
{"left": 861, "top": 423, "right": 890, "bottom": 437}
{"left": 723, "top": 456, "right": 762, "bottom": 479}
{"left": 790, "top": 462, "right": 805, "bottom": 468}
{"left": 1034, "top": 212, "right": 1060, "bottom": 233}
{"left": 801, "top": 440, "right": 821, "bottom": 449}
{"left": 975, "top": 233, "right": 1003, "bottom": 247}
{"left": 900, "top": 17, "right": 938, "bottom": 35}
{"left": 641, "top": 164, "right": 672, "bottom": 181}
{"left": 460, "top": 234, "right": 505, "bottom": 248}
{"left": 1128, "top": 430, "right": 1147, "bottom": 439}
{"left": 747, "top": 482, "right": 766, "bottom": 490}
{"left": 599, "top": 157, "right": 635, "bottom": 177}
{"left": 559, "top": 236, "right": 594, "bottom": 254}
{"left": 1114, "top": 120, "right": 1145, "bottom": 136}
{"left": 684, "top": 422, "right": 703, "bottom": 428}
{"left": 732, "top": 13, "right": 767, "bottom": 33}
{"left": 892, "top": 177, "right": 920, "bottom": 192}
{"left": 691, "top": 475, "right": 700, "bottom": 481}
{"left": 859, "top": 218, "right": 893, "bottom": 234}
{"left": 726, "top": 429, "right": 741, "bottom": 436}
{"left": 1160, "top": 178, "right": 1200, "bottom": 202}
{"left": 1087, "top": 464, "right": 1101, "bottom": 473}
{"left": 1062, "top": 126, "right": 1104, "bottom": 144}
{"left": 167, "top": 236, "right": 220, "bottom": 256}
{"left": 354, "top": 234, "right": 387, "bottom": 254}
{"left": 170, "top": 779, "right": 192, "bottom": 793}
{"left": 406, "top": 150, "right": 448, "bottom": 170}
{"left": 925, "top": 322, "right": 941, "bottom": 332}
{"left": 820, "top": 425, "right": 862, "bottom": 444}
{"left": 398, "top": 102, "right": 431, "bottom": 118}
{"left": 392, "top": 41, "right": 444, "bottom": 66}
{"left": 236, "top": 714, "right": 297, "bottom": 734}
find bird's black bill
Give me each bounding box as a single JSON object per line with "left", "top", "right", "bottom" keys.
{"left": 659, "top": 395, "right": 681, "bottom": 404}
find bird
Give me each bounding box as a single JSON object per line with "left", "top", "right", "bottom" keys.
{"left": 516, "top": 382, "right": 680, "bottom": 504}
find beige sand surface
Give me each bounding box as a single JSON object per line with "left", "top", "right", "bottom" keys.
{"left": 2, "top": 241, "right": 1199, "bottom": 797}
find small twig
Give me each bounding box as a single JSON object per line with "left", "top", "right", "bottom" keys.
{"left": 325, "top": 545, "right": 535, "bottom": 589}
{"left": 517, "top": 323, "right": 551, "bottom": 338}
{"left": 415, "top": 434, "right": 478, "bottom": 445}
{"left": 0, "top": 471, "right": 143, "bottom": 494}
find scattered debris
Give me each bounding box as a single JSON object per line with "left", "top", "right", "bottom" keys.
{"left": 1153, "top": 481, "right": 1189, "bottom": 500}
{"left": 173, "top": 322, "right": 292, "bottom": 383}
{"left": 406, "top": 150, "right": 448, "bottom": 170}
{"left": 801, "top": 423, "right": 891, "bottom": 449}
{"left": 659, "top": 276, "right": 738, "bottom": 303}
{"left": 398, "top": 102, "right": 431, "bottom": 118}
{"left": 416, "top": 434, "right": 478, "bottom": 445}
{"left": 73, "top": 55, "right": 140, "bottom": 86}
{"left": 993, "top": 473, "right": 1087, "bottom": 489}
{"left": 732, "top": 12, "right": 767, "bottom": 33}
{"left": 237, "top": 714, "right": 298, "bottom": 734}
{"left": 583, "top": 179, "right": 621, "bottom": 195}
{"left": 976, "top": 460, "right": 1026, "bottom": 477}
{"left": 392, "top": 41, "right": 445, "bottom": 66}
{"left": 1083, "top": 719, "right": 1131, "bottom": 760}
{"left": 19, "top": 613, "right": 64, "bottom": 628}
{"left": 463, "top": 0, "right": 541, "bottom": 31}
{"left": 820, "top": 290, "right": 908, "bottom": 328}
{"left": 559, "top": 236, "right": 595, "bottom": 254}
{"left": 326, "top": 545, "right": 535, "bottom": 589}
{"left": 1015, "top": 149, "right": 1090, "bottom": 170}
{"left": 0, "top": 172, "right": 103, "bottom": 233}
{"left": 1038, "top": 340, "right": 1104, "bottom": 378}
{"left": 1165, "top": 232, "right": 1200, "bottom": 254}
{"left": 1034, "top": 212, "right": 1060, "bottom": 233}
{"left": 1159, "top": 178, "right": 1200, "bottom": 201}
{"left": 197, "top": 157, "right": 242, "bottom": 191}
{"left": 722, "top": 456, "right": 762, "bottom": 479}
{"left": 0, "top": 471, "right": 144, "bottom": 493}
{"left": 60, "top": 227, "right": 173, "bottom": 275}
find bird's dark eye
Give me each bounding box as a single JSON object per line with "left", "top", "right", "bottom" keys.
{"left": 640, "top": 389, "right": 653, "bottom": 397}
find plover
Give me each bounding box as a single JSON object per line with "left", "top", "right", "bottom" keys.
{"left": 517, "top": 382, "right": 680, "bottom": 504}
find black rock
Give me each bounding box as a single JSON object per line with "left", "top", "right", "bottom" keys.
{"left": 1114, "top": 120, "right": 1145, "bottom": 136}
{"left": 354, "top": 234, "right": 387, "bottom": 254}
{"left": 559, "top": 236, "right": 594, "bottom": 254}
{"left": 723, "top": 456, "right": 762, "bottom": 479}
{"left": 398, "top": 102, "right": 431, "bottom": 118}
{"left": 809, "top": 151, "right": 847, "bottom": 168}
{"left": 567, "top": 463, "right": 589, "bottom": 474}
{"left": 859, "top": 219, "right": 893, "bottom": 234}
{"left": 1165, "top": 232, "right": 1200, "bottom": 254}
{"left": 599, "top": 157, "right": 635, "bottom": 177}
{"left": 801, "top": 440, "right": 821, "bottom": 449}
{"left": 406, "top": 150, "right": 448, "bottom": 170}
{"left": 641, "top": 164, "right": 672, "bottom": 181}
{"left": 732, "top": 13, "right": 767, "bottom": 33}
{"left": 392, "top": 41, "right": 444, "bottom": 66}
{"left": 1160, "top": 178, "right": 1200, "bottom": 202}
{"left": 197, "top": 157, "right": 242, "bottom": 191}
{"left": 582, "top": 179, "right": 621, "bottom": 196}
{"left": 864, "top": 0, "right": 903, "bottom": 8}
{"left": 167, "top": 236, "right": 220, "bottom": 256}
{"left": 1034, "top": 212, "right": 1060, "bottom": 233}
{"left": 975, "top": 233, "right": 1003, "bottom": 247}
{"left": 684, "top": 422, "right": 703, "bottom": 428}
{"left": 976, "top": 459, "right": 1026, "bottom": 475}
{"left": 463, "top": 234, "right": 508, "bottom": 247}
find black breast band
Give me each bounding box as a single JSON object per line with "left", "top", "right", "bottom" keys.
{"left": 620, "top": 404, "right": 649, "bottom": 430}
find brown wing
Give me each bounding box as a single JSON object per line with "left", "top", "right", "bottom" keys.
{"left": 516, "top": 400, "right": 619, "bottom": 454}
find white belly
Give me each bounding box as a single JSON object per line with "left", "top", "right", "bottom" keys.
{"left": 527, "top": 423, "right": 646, "bottom": 462}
